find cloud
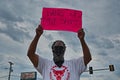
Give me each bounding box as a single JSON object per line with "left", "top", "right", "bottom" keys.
{"left": 0, "top": 0, "right": 37, "bottom": 43}
{"left": 0, "top": 21, "right": 31, "bottom": 42}
{"left": 0, "top": 0, "right": 120, "bottom": 80}
{"left": 83, "top": 0, "right": 120, "bottom": 36}
{"left": 92, "top": 36, "right": 114, "bottom": 49}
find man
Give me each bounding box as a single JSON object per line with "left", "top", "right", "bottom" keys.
{"left": 27, "top": 25, "right": 92, "bottom": 80}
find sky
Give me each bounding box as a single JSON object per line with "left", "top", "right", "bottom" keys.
{"left": 0, "top": 0, "right": 120, "bottom": 80}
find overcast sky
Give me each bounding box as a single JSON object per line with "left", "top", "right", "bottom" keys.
{"left": 0, "top": 0, "right": 120, "bottom": 80}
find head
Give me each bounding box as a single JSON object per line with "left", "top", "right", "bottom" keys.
{"left": 51, "top": 40, "right": 66, "bottom": 67}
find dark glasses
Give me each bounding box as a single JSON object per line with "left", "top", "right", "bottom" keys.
{"left": 54, "top": 46, "right": 64, "bottom": 50}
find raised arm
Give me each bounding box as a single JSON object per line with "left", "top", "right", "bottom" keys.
{"left": 77, "top": 29, "right": 92, "bottom": 66}
{"left": 27, "top": 25, "right": 43, "bottom": 67}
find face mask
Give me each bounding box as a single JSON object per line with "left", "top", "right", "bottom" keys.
{"left": 53, "top": 46, "right": 65, "bottom": 67}
{"left": 53, "top": 46, "right": 65, "bottom": 56}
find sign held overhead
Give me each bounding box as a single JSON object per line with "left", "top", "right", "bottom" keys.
{"left": 41, "top": 7, "right": 82, "bottom": 32}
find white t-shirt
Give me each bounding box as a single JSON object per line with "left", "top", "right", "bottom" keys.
{"left": 36, "top": 55, "right": 86, "bottom": 80}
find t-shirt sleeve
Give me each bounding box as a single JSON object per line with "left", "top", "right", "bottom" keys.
{"left": 35, "top": 55, "right": 47, "bottom": 75}
{"left": 74, "top": 57, "right": 87, "bottom": 74}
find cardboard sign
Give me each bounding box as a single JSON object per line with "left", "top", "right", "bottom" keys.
{"left": 41, "top": 7, "right": 82, "bottom": 32}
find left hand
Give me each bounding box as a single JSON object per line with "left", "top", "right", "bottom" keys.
{"left": 77, "top": 28, "right": 85, "bottom": 39}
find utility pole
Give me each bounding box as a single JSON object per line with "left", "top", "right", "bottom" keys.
{"left": 8, "top": 62, "right": 14, "bottom": 80}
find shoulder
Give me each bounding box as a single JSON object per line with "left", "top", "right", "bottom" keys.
{"left": 37, "top": 55, "right": 50, "bottom": 63}
{"left": 66, "top": 57, "right": 83, "bottom": 61}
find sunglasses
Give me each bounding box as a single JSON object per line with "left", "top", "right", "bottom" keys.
{"left": 54, "top": 46, "right": 64, "bottom": 50}
{"left": 53, "top": 46, "right": 65, "bottom": 55}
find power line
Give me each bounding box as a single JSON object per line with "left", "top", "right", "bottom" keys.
{"left": 11, "top": 75, "right": 20, "bottom": 77}
{"left": 0, "top": 75, "right": 8, "bottom": 78}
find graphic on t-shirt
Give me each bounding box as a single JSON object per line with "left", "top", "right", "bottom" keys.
{"left": 50, "top": 65, "right": 70, "bottom": 80}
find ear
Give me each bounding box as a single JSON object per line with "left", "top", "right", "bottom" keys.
{"left": 52, "top": 49, "right": 55, "bottom": 53}
{"left": 63, "top": 48, "right": 66, "bottom": 54}
{"left": 64, "top": 47, "right": 66, "bottom": 52}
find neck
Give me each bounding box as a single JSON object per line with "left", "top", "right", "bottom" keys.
{"left": 53, "top": 58, "right": 64, "bottom": 68}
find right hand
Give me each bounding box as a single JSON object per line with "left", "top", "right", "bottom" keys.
{"left": 36, "top": 25, "right": 43, "bottom": 36}
{"left": 77, "top": 28, "right": 85, "bottom": 40}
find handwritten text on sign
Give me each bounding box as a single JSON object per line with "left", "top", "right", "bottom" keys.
{"left": 41, "top": 8, "right": 82, "bottom": 32}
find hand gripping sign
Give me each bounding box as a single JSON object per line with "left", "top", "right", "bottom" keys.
{"left": 41, "top": 7, "right": 82, "bottom": 32}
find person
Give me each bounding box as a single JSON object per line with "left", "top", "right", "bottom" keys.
{"left": 27, "top": 24, "right": 92, "bottom": 80}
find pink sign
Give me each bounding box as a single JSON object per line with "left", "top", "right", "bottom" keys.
{"left": 41, "top": 7, "right": 82, "bottom": 32}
